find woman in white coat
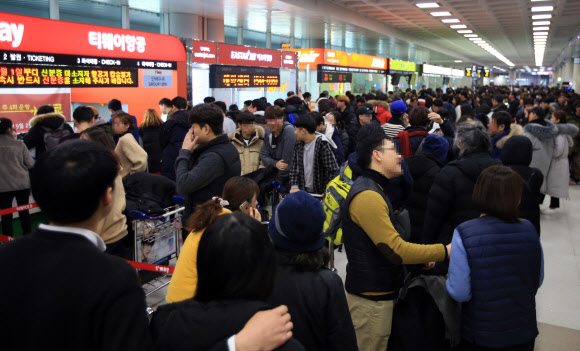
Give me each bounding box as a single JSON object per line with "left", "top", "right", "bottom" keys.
{"left": 543, "top": 110, "right": 579, "bottom": 213}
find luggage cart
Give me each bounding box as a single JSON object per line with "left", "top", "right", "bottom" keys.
{"left": 129, "top": 196, "right": 184, "bottom": 297}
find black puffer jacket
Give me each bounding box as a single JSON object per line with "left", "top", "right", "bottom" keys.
{"left": 139, "top": 125, "right": 163, "bottom": 173}
{"left": 406, "top": 153, "right": 445, "bottom": 243}
{"left": 159, "top": 110, "right": 191, "bottom": 181}
{"left": 24, "top": 113, "right": 73, "bottom": 157}
{"left": 151, "top": 299, "right": 304, "bottom": 351}
{"left": 501, "top": 136, "right": 543, "bottom": 236}
{"left": 267, "top": 253, "right": 358, "bottom": 351}
{"left": 422, "top": 151, "right": 500, "bottom": 246}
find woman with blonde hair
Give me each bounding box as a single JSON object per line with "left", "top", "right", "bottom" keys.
{"left": 139, "top": 109, "right": 164, "bottom": 174}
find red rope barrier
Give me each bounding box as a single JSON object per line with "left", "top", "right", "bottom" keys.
{"left": 0, "top": 203, "right": 38, "bottom": 216}
{"left": 127, "top": 260, "right": 174, "bottom": 274}
{"left": 0, "top": 234, "right": 15, "bottom": 243}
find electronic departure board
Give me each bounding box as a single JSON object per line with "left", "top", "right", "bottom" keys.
{"left": 317, "top": 71, "right": 352, "bottom": 83}
{"left": 209, "top": 65, "right": 280, "bottom": 88}
{"left": 0, "top": 64, "right": 138, "bottom": 88}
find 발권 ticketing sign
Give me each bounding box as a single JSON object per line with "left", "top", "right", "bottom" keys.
{"left": 209, "top": 65, "right": 280, "bottom": 88}
{"left": 0, "top": 64, "right": 138, "bottom": 88}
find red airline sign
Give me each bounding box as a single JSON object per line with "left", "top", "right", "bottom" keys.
{"left": 0, "top": 12, "right": 185, "bottom": 61}
{"left": 191, "top": 40, "right": 217, "bottom": 64}
{"left": 218, "top": 44, "right": 281, "bottom": 68}
{"left": 281, "top": 51, "right": 297, "bottom": 69}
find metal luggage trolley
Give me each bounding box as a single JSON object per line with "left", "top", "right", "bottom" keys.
{"left": 129, "top": 196, "right": 185, "bottom": 297}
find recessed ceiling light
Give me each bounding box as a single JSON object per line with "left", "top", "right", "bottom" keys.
{"left": 457, "top": 30, "right": 472, "bottom": 33}
{"left": 464, "top": 34, "right": 478, "bottom": 37}
{"left": 430, "top": 11, "right": 451, "bottom": 16}
{"left": 533, "top": 21, "right": 550, "bottom": 25}
{"left": 454, "top": 60, "right": 462, "bottom": 62}
{"left": 450, "top": 24, "right": 467, "bottom": 29}
{"left": 531, "top": 6, "right": 554, "bottom": 12}
{"left": 416, "top": 2, "right": 440, "bottom": 8}
{"left": 532, "top": 14, "right": 552, "bottom": 19}
{"left": 442, "top": 18, "right": 460, "bottom": 23}
{"left": 533, "top": 26, "right": 550, "bottom": 31}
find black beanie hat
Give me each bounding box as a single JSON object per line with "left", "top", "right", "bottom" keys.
{"left": 501, "top": 135, "right": 533, "bottom": 166}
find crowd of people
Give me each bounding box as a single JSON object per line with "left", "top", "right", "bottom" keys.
{"left": 0, "top": 84, "right": 579, "bottom": 351}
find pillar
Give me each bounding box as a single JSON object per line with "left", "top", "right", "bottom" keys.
{"left": 169, "top": 13, "right": 203, "bottom": 39}
{"left": 206, "top": 18, "right": 225, "bottom": 42}
{"left": 121, "top": 5, "right": 130, "bottom": 29}
{"left": 49, "top": 0, "right": 59, "bottom": 20}
{"left": 573, "top": 58, "right": 580, "bottom": 88}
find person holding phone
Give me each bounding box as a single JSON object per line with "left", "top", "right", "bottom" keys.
{"left": 166, "top": 176, "right": 261, "bottom": 303}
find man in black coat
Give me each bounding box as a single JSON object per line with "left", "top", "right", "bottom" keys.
{"left": 160, "top": 96, "right": 191, "bottom": 181}
{"left": 501, "top": 136, "right": 543, "bottom": 236}
{"left": 0, "top": 140, "right": 153, "bottom": 351}
{"left": 422, "top": 121, "right": 500, "bottom": 255}
{"left": 406, "top": 134, "right": 449, "bottom": 243}
{"left": 176, "top": 103, "right": 241, "bottom": 229}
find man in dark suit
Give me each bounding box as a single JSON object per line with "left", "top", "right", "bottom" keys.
{"left": 0, "top": 140, "right": 154, "bottom": 351}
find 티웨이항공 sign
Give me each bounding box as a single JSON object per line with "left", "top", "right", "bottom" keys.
{"left": 0, "top": 65, "right": 138, "bottom": 88}
{"left": 209, "top": 65, "right": 280, "bottom": 88}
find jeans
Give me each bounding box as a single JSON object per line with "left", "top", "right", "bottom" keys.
{"left": 0, "top": 189, "right": 32, "bottom": 237}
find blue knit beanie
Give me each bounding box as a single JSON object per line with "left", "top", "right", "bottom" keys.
{"left": 421, "top": 134, "right": 449, "bottom": 161}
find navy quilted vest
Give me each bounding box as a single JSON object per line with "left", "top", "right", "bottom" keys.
{"left": 457, "top": 216, "right": 541, "bottom": 348}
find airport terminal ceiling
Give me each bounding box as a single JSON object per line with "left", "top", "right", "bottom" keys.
{"left": 1, "top": 0, "right": 579, "bottom": 70}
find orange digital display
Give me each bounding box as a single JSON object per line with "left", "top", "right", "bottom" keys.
{"left": 0, "top": 65, "right": 138, "bottom": 87}
{"left": 209, "top": 65, "right": 280, "bottom": 88}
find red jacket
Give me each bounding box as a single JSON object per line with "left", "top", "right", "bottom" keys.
{"left": 368, "top": 100, "right": 392, "bottom": 124}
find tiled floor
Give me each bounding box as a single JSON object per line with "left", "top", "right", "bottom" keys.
{"left": 147, "top": 186, "right": 580, "bottom": 350}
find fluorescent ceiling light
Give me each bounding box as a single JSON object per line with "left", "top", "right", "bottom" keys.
{"left": 442, "top": 18, "right": 460, "bottom": 23}
{"left": 533, "top": 21, "right": 550, "bottom": 25}
{"left": 454, "top": 60, "right": 462, "bottom": 62}
{"left": 533, "top": 31, "right": 548, "bottom": 35}
{"left": 531, "top": 6, "right": 554, "bottom": 12}
{"left": 533, "top": 26, "right": 550, "bottom": 31}
{"left": 450, "top": 24, "right": 467, "bottom": 29}
{"left": 464, "top": 34, "right": 478, "bottom": 37}
{"left": 416, "top": 2, "right": 439, "bottom": 8}
{"left": 532, "top": 14, "right": 552, "bottom": 19}
{"left": 469, "top": 37, "right": 481, "bottom": 41}
{"left": 474, "top": 40, "right": 486, "bottom": 43}
{"left": 457, "top": 30, "right": 472, "bottom": 33}
{"left": 430, "top": 11, "right": 451, "bottom": 16}
{"left": 534, "top": 38, "right": 547, "bottom": 41}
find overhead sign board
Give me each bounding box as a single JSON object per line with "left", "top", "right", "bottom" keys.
{"left": 218, "top": 44, "right": 281, "bottom": 68}
{"left": 389, "top": 59, "right": 416, "bottom": 74}
{"left": 421, "top": 64, "right": 452, "bottom": 76}
{"left": 324, "top": 50, "right": 387, "bottom": 72}
{"left": 0, "top": 12, "right": 185, "bottom": 62}
{"left": 317, "top": 71, "right": 352, "bottom": 83}
{"left": 451, "top": 69, "right": 465, "bottom": 77}
{"left": 281, "top": 51, "right": 297, "bottom": 69}
{"left": 1, "top": 49, "right": 177, "bottom": 70}
{"left": 209, "top": 65, "right": 280, "bottom": 88}
{"left": 0, "top": 64, "right": 138, "bottom": 88}
{"left": 287, "top": 48, "right": 387, "bottom": 72}
{"left": 191, "top": 40, "right": 217, "bottom": 64}
{"left": 318, "top": 64, "right": 385, "bottom": 75}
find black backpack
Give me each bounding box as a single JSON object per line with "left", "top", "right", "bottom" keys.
{"left": 42, "top": 122, "right": 71, "bottom": 150}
